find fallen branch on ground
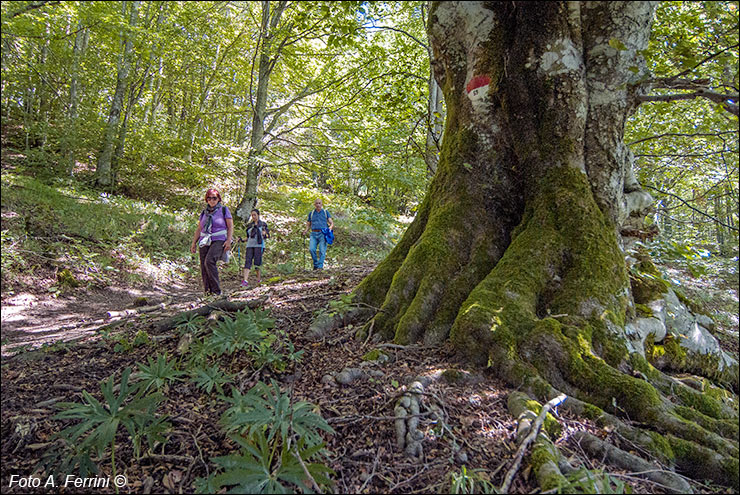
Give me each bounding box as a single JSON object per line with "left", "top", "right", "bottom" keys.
{"left": 155, "top": 295, "right": 269, "bottom": 332}
{"left": 500, "top": 394, "right": 567, "bottom": 493}
{"left": 106, "top": 303, "right": 166, "bottom": 319}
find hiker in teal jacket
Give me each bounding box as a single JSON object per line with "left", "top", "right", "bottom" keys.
{"left": 303, "top": 198, "right": 333, "bottom": 270}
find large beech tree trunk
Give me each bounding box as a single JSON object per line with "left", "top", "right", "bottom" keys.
{"left": 353, "top": 1, "right": 738, "bottom": 489}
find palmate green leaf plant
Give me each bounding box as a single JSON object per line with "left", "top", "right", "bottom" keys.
{"left": 175, "top": 313, "right": 207, "bottom": 335}
{"left": 198, "top": 431, "right": 334, "bottom": 494}
{"left": 220, "top": 380, "right": 334, "bottom": 449}
{"left": 135, "top": 352, "right": 184, "bottom": 393}
{"left": 51, "top": 368, "right": 170, "bottom": 487}
{"left": 191, "top": 363, "right": 233, "bottom": 395}
{"left": 252, "top": 341, "right": 284, "bottom": 371}
{"left": 206, "top": 308, "right": 275, "bottom": 356}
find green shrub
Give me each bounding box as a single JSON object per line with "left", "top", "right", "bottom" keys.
{"left": 46, "top": 368, "right": 170, "bottom": 479}
{"left": 197, "top": 379, "right": 335, "bottom": 494}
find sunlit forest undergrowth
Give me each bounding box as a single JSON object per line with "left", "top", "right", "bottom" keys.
{"left": 1, "top": 166, "right": 405, "bottom": 299}
{"left": 3, "top": 162, "right": 737, "bottom": 358}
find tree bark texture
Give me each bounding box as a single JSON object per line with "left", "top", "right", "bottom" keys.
{"left": 63, "top": 22, "right": 86, "bottom": 175}
{"left": 95, "top": 0, "right": 139, "bottom": 189}
{"left": 354, "top": 2, "right": 738, "bottom": 489}
{"left": 425, "top": 68, "right": 444, "bottom": 177}
{"left": 235, "top": 1, "right": 287, "bottom": 221}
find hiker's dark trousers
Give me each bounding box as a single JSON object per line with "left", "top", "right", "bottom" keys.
{"left": 244, "top": 246, "right": 263, "bottom": 269}
{"left": 199, "top": 240, "right": 224, "bottom": 295}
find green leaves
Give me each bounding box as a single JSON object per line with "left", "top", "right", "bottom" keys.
{"left": 135, "top": 353, "right": 184, "bottom": 393}
{"left": 202, "top": 379, "right": 335, "bottom": 494}
{"left": 220, "top": 380, "right": 334, "bottom": 448}
{"left": 626, "top": 2, "right": 738, "bottom": 261}
{"left": 553, "top": 467, "right": 629, "bottom": 494}
{"left": 608, "top": 38, "right": 628, "bottom": 51}
{"left": 326, "top": 293, "right": 354, "bottom": 316}
{"left": 206, "top": 432, "right": 334, "bottom": 494}
{"left": 191, "top": 363, "right": 233, "bottom": 395}
{"left": 175, "top": 313, "right": 207, "bottom": 335}
{"left": 449, "top": 465, "right": 497, "bottom": 494}
{"left": 50, "top": 368, "right": 170, "bottom": 475}
{"left": 206, "top": 308, "right": 275, "bottom": 356}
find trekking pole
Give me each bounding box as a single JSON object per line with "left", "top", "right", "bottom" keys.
{"left": 237, "top": 237, "right": 242, "bottom": 267}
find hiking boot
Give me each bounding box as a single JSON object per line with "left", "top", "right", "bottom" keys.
{"left": 240, "top": 280, "right": 249, "bottom": 288}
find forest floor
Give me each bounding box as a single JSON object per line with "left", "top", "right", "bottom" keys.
{"left": 1, "top": 261, "right": 737, "bottom": 494}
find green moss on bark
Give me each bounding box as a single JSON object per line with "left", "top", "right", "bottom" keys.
{"left": 629, "top": 250, "right": 669, "bottom": 304}
{"left": 648, "top": 335, "right": 739, "bottom": 391}
{"left": 582, "top": 403, "right": 605, "bottom": 420}
{"left": 508, "top": 392, "right": 563, "bottom": 439}
{"left": 674, "top": 406, "right": 739, "bottom": 439}
{"left": 357, "top": 118, "right": 514, "bottom": 345}
{"left": 673, "top": 384, "right": 731, "bottom": 420}
{"left": 669, "top": 435, "right": 739, "bottom": 490}
{"left": 634, "top": 303, "right": 654, "bottom": 317}
{"left": 452, "top": 166, "right": 629, "bottom": 365}
{"left": 530, "top": 443, "right": 566, "bottom": 491}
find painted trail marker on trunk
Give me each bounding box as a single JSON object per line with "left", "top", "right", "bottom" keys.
{"left": 466, "top": 75, "right": 491, "bottom": 108}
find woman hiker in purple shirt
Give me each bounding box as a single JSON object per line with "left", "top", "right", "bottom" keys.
{"left": 190, "top": 188, "right": 233, "bottom": 295}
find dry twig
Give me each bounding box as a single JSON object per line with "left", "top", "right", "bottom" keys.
{"left": 500, "top": 394, "right": 567, "bottom": 493}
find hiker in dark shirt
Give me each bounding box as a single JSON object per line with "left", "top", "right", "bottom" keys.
{"left": 241, "top": 209, "right": 269, "bottom": 287}
{"left": 303, "top": 198, "right": 333, "bottom": 270}
{"left": 191, "top": 188, "right": 233, "bottom": 295}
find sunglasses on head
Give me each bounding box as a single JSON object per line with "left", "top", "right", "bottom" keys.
{"left": 206, "top": 196, "right": 218, "bottom": 200}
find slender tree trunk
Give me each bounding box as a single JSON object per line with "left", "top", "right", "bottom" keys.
{"left": 23, "top": 86, "right": 33, "bottom": 154}
{"left": 64, "top": 22, "right": 86, "bottom": 175}
{"left": 727, "top": 184, "right": 737, "bottom": 252}
{"left": 235, "top": 1, "right": 287, "bottom": 221}
{"left": 38, "top": 22, "right": 50, "bottom": 151}
{"left": 424, "top": 73, "right": 444, "bottom": 177}
{"left": 145, "top": 4, "right": 166, "bottom": 127}
{"left": 96, "top": 0, "right": 139, "bottom": 189}
{"left": 714, "top": 194, "right": 725, "bottom": 255}
{"left": 111, "top": 73, "right": 144, "bottom": 186}
{"left": 351, "top": 2, "right": 738, "bottom": 489}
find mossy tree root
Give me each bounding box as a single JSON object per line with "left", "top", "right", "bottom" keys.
{"left": 490, "top": 310, "right": 739, "bottom": 488}
{"left": 572, "top": 431, "right": 693, "bottom": 493}
{"left": 445, "top": 169, "right": 739, "bottom": 489}
{"left": 357, "top": 197, "right": 505, "bottom": 345}
{"left": 450, "top": 167, "right": 630, "bottom": 366}
{"left": 354, "top": 164, "right": 738, "bottom": 489}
